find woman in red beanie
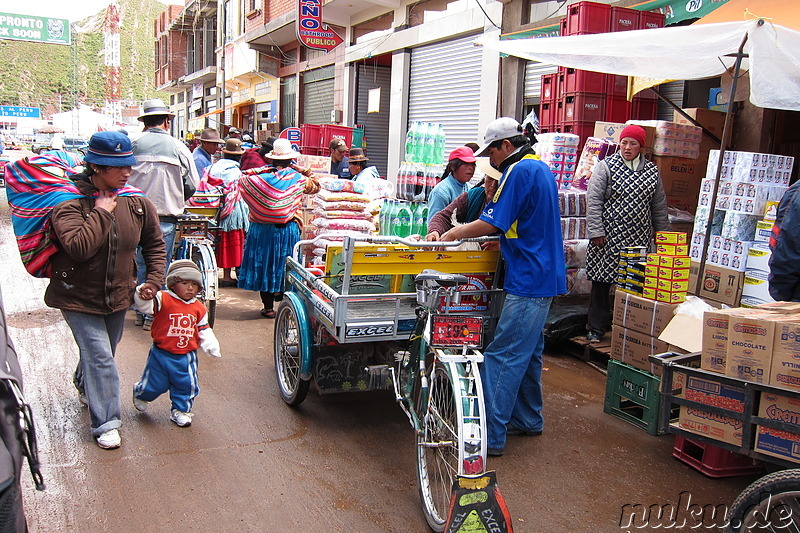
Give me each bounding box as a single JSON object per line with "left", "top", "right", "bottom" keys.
{"left": 584, "top": 124, "right": 669, "bottom": 342}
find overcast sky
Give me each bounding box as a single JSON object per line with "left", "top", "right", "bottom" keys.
{"left": 0, "top": 0, "right": 179, "bottom": 23}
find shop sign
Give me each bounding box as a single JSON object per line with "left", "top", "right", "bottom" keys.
{"left": 0, "top": 12, "right": 70, "bottom": 45}
{"left": 0, "top": 105, "right": 40, "bottom": 118}
{"left": 279, "top": 127, "right": 301, "bottom": 152}
{"left": 295, "top": 0, "right": 342, "bottom": 52}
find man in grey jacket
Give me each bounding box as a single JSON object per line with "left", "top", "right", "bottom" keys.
{"left": 129, "top": 98, "right": 200, "bottom": 328}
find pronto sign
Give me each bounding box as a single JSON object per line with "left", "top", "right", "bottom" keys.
{"left": 296, "top": 0, "right": 342, "bottom": 52}
{"left": 0, "top": 12, "right": 70, "bottom": 45}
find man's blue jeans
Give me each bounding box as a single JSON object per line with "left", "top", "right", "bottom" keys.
{"left": 481, "top": 294, "right": 553, "bottom": 450}
{"left": 63, "top": 309, "right": 126, "bottom": 436}
{"left": 135, "top": 220, "right": 176, "bottom": 319}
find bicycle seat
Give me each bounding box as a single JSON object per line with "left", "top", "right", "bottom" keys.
{"left": 414, "top": 269, "right": 468, "bottom": 288}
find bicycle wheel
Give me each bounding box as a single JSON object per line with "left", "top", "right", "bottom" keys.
{"left": 726, "top": 469, "right": 800, "bottom": 532}
{"left": 274, "top": 297, "right": 311, "bottom": 406}
{"left": 188, "top": 241, "right": 218, "bottom": 328}
{"left": 416, "top": 360, "right": 485, "bottom": 532}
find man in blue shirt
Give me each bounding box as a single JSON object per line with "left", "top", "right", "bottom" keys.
{"left": 192, "top": 128, "right": 223, "bottom": 176}
{"left": 441, "top": 117, "right": 566, "bottom": 457}
{"left": 329, "top": 138, "right": 351, "bottom": 179}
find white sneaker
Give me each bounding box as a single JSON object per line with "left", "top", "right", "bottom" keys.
{"left": 170, "top": 409, "right": 192, "bottom": 427}
{"left": 142, "top": 317, "right": 154, "bottom": 331}
{"left": 96, "top": 429, "right": 121, "bottom": 449}
{"left": 78, "top": 391, "right": 88, "bottom": 406}
{"left": 132, "top": 386, "right": 148, "bottom": 412}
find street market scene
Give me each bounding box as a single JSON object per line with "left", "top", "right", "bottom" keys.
{"left": 1, "top": 0, "right": 800, "bottom": 531}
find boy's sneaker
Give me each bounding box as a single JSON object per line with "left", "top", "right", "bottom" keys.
{"left": 142, "top": 317, "right": 154, "bottom": 331}
{"left": 96, "top": 429, "right": 121, "bottom": 449}
{"left": 132, "top": 387, "right": 148, "bottom": 412}
{"left": 170, "top": 409, "right": 192, "bottom": 427}
{"left": 134, "top": 313, "right": 145, "bottom": 327}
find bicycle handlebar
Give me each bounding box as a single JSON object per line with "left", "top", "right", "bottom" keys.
{"left": 292, "top": 234, "right": 500, "bottom": 260}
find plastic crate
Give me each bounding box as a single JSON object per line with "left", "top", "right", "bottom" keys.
{"left": 607, "top": 75, "right": 628, "bottom": 98}
{"left": 639, "top": 10, "right": 666, "bottom": 30}
{"left": 300, "top": 124, "right": 322, "bottom": 149}
{"left": 538, "top": 101, "right": 560, "bottom": 128}
{"left": 563, "top": 68, "right": 607, "bottom": 95}
{"left": 604, "top": 360, "right": 665, "bottom": 435}
{"left": 299, "top": 146, "right": 325, "bottom": 156}
{"left": 561, "top": 121, "right": 594, "bottom": 146}
{"left": 562, "top": 93, "right": 605, "bottom": 123}
{"left": 672, "top": 435, "right": 764, "bottom": 478}
{"left": 559, "top": 17, "right": 567, "bottom": 36}
{"left": 610, "top": 7, "right": 640, "bottom": 32}
{"left": 541, "top": 73, "right": 560, "bottom": 102}
{"left": 632, "top": 98, "right": 658, "bottom": 120}
{"left": 565, "top": 1, "right": 611, "bottom": 36}
{"left": 605, "top": 95, "right": 632, "bottom": 123}
{"left": 351, "top": 127, "right": 364, "bottom": 148}
{"left": 320, "top": 125, "right": 353, "bottom": 151}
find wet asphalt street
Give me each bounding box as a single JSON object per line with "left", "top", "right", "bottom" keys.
{"left": 0, "top": 154, "right": 759, "bottom": 532}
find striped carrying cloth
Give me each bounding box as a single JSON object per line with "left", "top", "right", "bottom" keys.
{"left": 5, "top": 153, "right": 144, "bottom": 278}
{"left": 239, "top": 166, "right": 306, "bottom": 224}
{"left": 187, "top": 169, "right": 224, "bottom": 209}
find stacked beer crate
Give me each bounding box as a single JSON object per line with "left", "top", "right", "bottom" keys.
{"left": 539, "top": 1, "right": 664, "bottom": 145}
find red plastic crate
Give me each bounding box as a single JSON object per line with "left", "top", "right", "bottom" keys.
{"left": 300, "top": 124, "right": 322, "bottom": 149}
{"left": 559, "top": 17, "right": 567, "bottom": 36}
{"left": 563, "top": 68, "right": 607, "bottom": 95}
{"left": 639, "top": 10, "right": 666, "bottom": 30}
{"left": 299, "top": 146, "right": 324, "bottom": 156}
{"left": 561, "top": 121, "right": 594, "bottom": 145}
{"left": 562, "top": 93, "right": 605, "bottom": 123}
{"left": 610, "top": 7, "right": 640, "bottom": 32}
{"left": 541, "top": 73, "right": 560, "bottom": 102}
{"left": 565, "top": 1, "right": 611, "bottom": 36}
{"left": 607, "top": 74, "right": 628, "bottom": 98}
{"left": 320, "top": 125, "right": 354, "bottom": 151}
{"left": 672, "top": 436, "right": 763, "bottom": 478}
{"left": 632, "top": 98, "right": 658, "bottom": 120}
{"left": 538, "top": 101, "right": 560, "bottom": 128}
{"left": 605, "top": 96, "right": 632, "bottom": 123}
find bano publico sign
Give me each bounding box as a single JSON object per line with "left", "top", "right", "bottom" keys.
{"left": 296, "top": 0, "right": 342, "bottom": 52}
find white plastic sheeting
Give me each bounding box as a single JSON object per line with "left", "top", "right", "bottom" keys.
{"left": 479, "top": 20, "right": 800, "bottom": 111}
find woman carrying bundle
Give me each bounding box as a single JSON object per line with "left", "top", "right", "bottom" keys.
{"left": 237, "top": 139, "right": 320, "bottom": 318}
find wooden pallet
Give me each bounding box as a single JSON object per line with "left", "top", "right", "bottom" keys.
{"left": 557, "top": 333, "right": 613, "bottom": 364}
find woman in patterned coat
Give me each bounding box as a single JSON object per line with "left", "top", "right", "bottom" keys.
{"left": 585, "top": 124, "right": 669, "bottom": 342}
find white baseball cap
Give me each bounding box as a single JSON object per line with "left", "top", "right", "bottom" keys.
{"left": 475, "top": 117, "right": 523, "bottom": 156}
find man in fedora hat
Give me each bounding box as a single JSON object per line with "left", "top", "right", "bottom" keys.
{"left": 440, "top": 117, "right": 565, "bottom": 457}
{"left": 129, "top": 98, "right": 201, "bottom": 329}
{"left": 347, "top": 148, "right": 379, "bottom": 182}
{"left": 192, "top": 128, "right": 223, "bottom": 176}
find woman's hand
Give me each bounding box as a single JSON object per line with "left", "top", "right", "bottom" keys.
{"left": 138, "top": 282, "right": 159, "bottom": 300}
{"left": 291, "top": 163, "right": 313, "bottom": 177}
{"left": 95, "top": 191, "right": 117, "bottom": 213}
{"left": 482, "top": 241, "right": 500, "bottom": 251}
{"left": 424, "top": 231, "right": 441, "bottom": 242}
{"left": 590, "top": 236, "right": 606, "bottom": 248}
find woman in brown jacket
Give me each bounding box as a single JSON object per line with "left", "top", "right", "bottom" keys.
{"left": 45, "top": 131, "right": 165, "bottom": 449}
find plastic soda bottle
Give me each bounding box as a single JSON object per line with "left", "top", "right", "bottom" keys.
{"left": 389, "top": 200, "right": 402, "bottom": 236}
{"left": 418, "top": 204, "right": 429, "bottom": 236}
{"left": 379, "top": 199, "right": 390, "bottom": 234}
{"left": 405, "top": 123, "right": 417, "bottom": 162}
{"left": 424, "top": 122, "right": 436, "bottom": 164}
{"left": 435, "top": 124, "right": 447, "bottom": 165}
{"left": 413, "top": 123, "right": 428, "bottom": 163}
{"left": 395, "top": 202, "right": 412, "bottom": 238}
{"left": 411, "top": 202, "right": 424, "bottom": 237}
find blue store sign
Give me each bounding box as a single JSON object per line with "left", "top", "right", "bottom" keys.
{"left": 0, "top": 106, "right": 41, "bottom": 118}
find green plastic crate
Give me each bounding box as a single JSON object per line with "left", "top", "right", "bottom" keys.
{"left": 604, "top": 359, "right": 666, "bottom": 435}
{"left": 351, "top": 127, "right": 364, "bottom": 148}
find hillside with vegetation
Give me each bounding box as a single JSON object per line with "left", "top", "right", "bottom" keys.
{"left": 0, "top": 0, "right": 169, "bottom": 117}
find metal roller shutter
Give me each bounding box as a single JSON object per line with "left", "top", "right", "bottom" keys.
{"left": 657, "top": 80, "right": 685, "bottom": 121}
{"left": 303, "top": 66, "right": 335, "bottom": 125}
{"left": 356, "top": 64, "right": 392, "bottom": 177}
{"left": 524, "top": 61, "right": 558, "bottom": 105}
{"left": 408, "top": 33, "right": 483, "bottom": 155}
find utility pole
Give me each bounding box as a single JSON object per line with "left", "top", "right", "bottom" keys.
{"left": 71, "top": 22, "right": 80, "bottom": 135}
{"left": 104, "top": 3, "right": 122, "bottom": 126}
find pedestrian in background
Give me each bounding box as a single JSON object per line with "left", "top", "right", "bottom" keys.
{"left": 329, "top": 138, "right": 351, "bottom": 179}
{"left": 426, "top": 147, "right": 476, "bottom": 225}
{"left": 585, "top": 124, "right": 668, "bottom": 342}
{"left": 238, "top": 139, "right": 319, "bottom": 318}
{"left": 132, "top": 260, "right": 221, "bottom": 428}
{"left": 129, "top": 98, "right": 200, "bottom": 330}
{"left": 241, "top": 138, "right": 274, "bottom": 171}
{"left": 208, "top": 139, "right": 250, "bottom": 287}
{"left": 192, "top": 128, "right": 223, "bottom": 176}
{"left": 46, "top": 131, "right": 166, "bottom": 449}
{"left": 440, "top": 117, "right": 565, "bottom": 457}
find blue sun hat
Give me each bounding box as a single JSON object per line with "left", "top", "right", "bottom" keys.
{"left": 84, "top": 131, "right": 136, "bottom": 166}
